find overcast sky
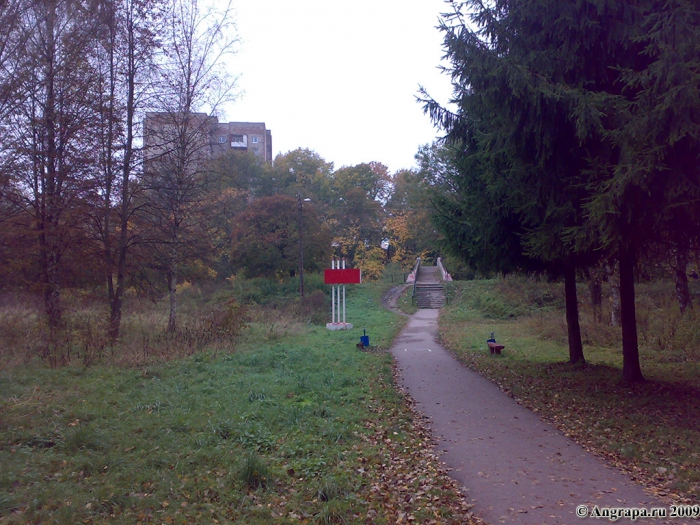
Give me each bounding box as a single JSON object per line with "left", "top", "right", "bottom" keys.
{"left": 223, "top": 0, "right": 454, "bottom": 174}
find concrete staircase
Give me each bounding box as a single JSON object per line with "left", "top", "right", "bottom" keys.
{"left": 414, "top": 282, "right": 446, "bottom": 309}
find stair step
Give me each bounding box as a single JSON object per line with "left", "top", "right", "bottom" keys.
{"left": 413, "top": 282, "right": 446, "bottom": 309}
{"left": 413, "top": 265, "right": 447, "bottom": 308}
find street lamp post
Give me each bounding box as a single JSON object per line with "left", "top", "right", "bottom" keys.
{"left": 297, "top": 194, "right": 311, "bottom": 297}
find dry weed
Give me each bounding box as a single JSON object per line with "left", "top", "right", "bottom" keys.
{"left": 247, "top": 305, "right": 305, "bottom": 341}
{"left": 0, "top": 297, "right": 42, "bottom": 367}
{"left": 523, "top": 311, "right": 567, "bottom": 344}
{"left": 0, "top": 292, "right": 249, "bottom": 369}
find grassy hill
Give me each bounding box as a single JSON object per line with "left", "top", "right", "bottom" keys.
{"left": 0, "top": 281, "right": 478, "bottom": 525}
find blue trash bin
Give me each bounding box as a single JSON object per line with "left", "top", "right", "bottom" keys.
{"left": 360, "top": 329, "right": 370, "bottom": 348}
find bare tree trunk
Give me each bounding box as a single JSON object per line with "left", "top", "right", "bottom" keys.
{"left": 564, "top": 265, "right": 585, "bottom": 365}
{"left": 606, "top": 263, "right": 621, "bottom": 327}
{"left": 168, "top": 243, "right": 178, "bottom": 332}
{"left": 32, "top": 130, "right": 60, "bottom": 332}
{"left": 44, "top": 248, "right": 63, "bottom": 328}
{"left": 108, "top": 0, "right": 144, "bottom": 341}
{"left": 39, "top": 6, "right": 63, "bottom": 334}
{"left": 674, "top": 248, "right": 692, "bottom": 314}
{"left": 101, "top": 5, "right": 118, "bottom": 339}
{"left": 587, "top": 267, "right": 603, "bottom": 324}
{"left": 109, "top": 127, "right": 133, "bottom": 340}
{"left": 619, "top": 244, "right": 644, "bottom": 382}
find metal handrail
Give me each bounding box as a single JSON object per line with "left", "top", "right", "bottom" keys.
{"left": 437, "top": 257, "right": 451, "bottom": 306}
{"left": 411, "top": 257, "right": 421, "bottom": 305}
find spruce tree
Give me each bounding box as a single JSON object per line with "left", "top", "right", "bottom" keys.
{"left": 427, "top": 0, "right": 699, "bottom": 381}
{"left": 424, "top": 0, "right": 606, "bottom": 365}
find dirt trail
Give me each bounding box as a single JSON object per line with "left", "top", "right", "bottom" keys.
{"left": 381, "top": 283, "right": 412, "bottom": 316}
{"left": 387, "top": 302, "right": 684, "bottom": 524}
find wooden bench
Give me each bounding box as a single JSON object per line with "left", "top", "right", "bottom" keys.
{"left": 487, "top": 341, "right": 504, "bottom": 355}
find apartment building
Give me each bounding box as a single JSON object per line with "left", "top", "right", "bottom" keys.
{"left": 211, "top": 121, "right": 273, "bottom": 163}
{"left": 143, "top": 113, "right": 273, "bottom": 165}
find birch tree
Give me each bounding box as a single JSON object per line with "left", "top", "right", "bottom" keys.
{"left": 4, "top": 0, "right": 102, "bottom": 341}
{"left": 90, "top": 0, "right": 161, "bottom": 340}
{"left": 142, "top": 0, "right": 237, "bottom": 332}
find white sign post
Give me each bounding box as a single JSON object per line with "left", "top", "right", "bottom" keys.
{"left": 324, "top": 259, "right": 360, "bottom": 330}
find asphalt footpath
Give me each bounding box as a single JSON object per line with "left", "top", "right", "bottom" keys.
{"left": 389, "top": 307, "right": 687, "bottom": 524}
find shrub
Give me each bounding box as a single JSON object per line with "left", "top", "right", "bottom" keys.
{"left": 316, "top": 478, "right": 343, "bottom": 502}
{"left": 63, "top": 426, "right": 105, "bottom": 453}
{"left": 316, "top": 503, "right": 350, "bottom": 525}
{"left": 354, "top": 246, "right": 386, "bottom": 282}
{"left": 297, "top": 289, "right": 328, "bottom": 324}
{"left": 239, "top": 452, "right": 269, "bottom": 489}
{"left": 228, "top": 273, "right": 328, "bottom": 305}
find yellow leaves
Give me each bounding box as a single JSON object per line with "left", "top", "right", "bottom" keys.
{"left": 355, "top": 246, "right": 386, "bottom": 281}
{"left": 386, "top": 215, "right": 411, "bottom": 244}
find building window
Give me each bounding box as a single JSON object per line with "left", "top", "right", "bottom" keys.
{"left": 231, "top": 134, "right": 247, "bottom": 149}
{"left": 251, "top": 136, "right": 258, "bottom": 144}
{"left": 218, "top": 136, "right": 226, "bottom": 143}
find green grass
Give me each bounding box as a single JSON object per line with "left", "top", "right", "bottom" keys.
{"left": 439, "top": 277, "right": 700, "bottom": 503}
{"left": 397, "top": 287, "right": 418, "bottom": 315}
{"left": 0, "top": 283, "right": 476, "bottom": 524}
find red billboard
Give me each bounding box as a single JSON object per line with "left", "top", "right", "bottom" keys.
{"left": 324, "top": 268, "right": 361, "bottom": 284}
